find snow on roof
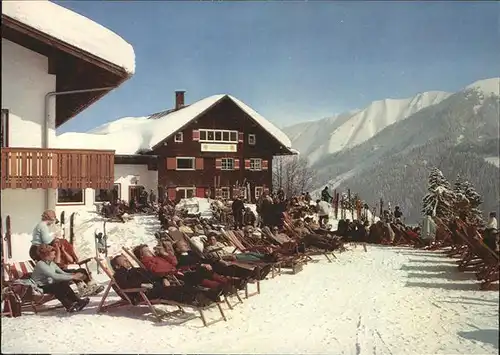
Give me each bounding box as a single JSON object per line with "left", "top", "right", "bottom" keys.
{"left": 2, "top": 0, "right": 135, "bottom": 74}
{"left": 228, "top": 95, "right": 292, "bottom": 149}
{"left": 57, "top": 94, "right": 297, "bottom": 155}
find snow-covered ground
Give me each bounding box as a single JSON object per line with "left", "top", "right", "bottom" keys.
{"left": 2, "top": 214, "right": 498, "bottom": 354}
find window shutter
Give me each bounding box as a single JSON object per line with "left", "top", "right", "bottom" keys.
{"left": 196, "top": 187, "right": 205, "bottom": 198}
{"left": 262, "top": 160, "right": 269, "bottom": 170}
{"left": 195, "top": 158, "right": 204, "bottom": 170}
{"left": 166, "top": 158, "right": 176, "bottom": 170}
{"left": 192, "top": 130, "right": 200, "bottom": 141}
{"left": 167, "top": 188, "right": 177, "bottom": 200}
{"left": 234, "top": 158, "right": 240, "bottom": 170}
{"left": 244, "top": 159, "right": 251, "bottom": 170}
{"left": 238, "top": 132, "right": 244, "bottom": 143}
{"left": 215, "top": 158, "right": 222, "bottom": 170}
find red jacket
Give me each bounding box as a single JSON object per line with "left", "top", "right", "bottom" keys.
{"left": 141, "top": 254, "right": 178, "bottom": 275}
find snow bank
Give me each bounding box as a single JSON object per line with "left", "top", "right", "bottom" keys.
{"left": 2, "top": 244, "right": 498, "bottom": 354}
{"left": 56, "top": 95, "right": 296, "bottom": 155}
{"left": 2, "top": 0, "right": 135, "bottom": 74}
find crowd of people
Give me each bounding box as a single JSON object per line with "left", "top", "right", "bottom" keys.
{"left": 3, "top": 184, "right": 498, "bottom": 317}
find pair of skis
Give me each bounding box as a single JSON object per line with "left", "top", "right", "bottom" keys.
{"left": 59, "top": 211, "right": 76, "bottom": 245}
{"left": 95, "top": 221, "right": 109, "bottom": 274}
{"left": 2, "top": 216, "right": 12, "bottom": 260}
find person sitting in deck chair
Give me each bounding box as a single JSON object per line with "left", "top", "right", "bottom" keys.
{"left": 30, "top": 210, "right": 100, "bottom": 295}
{"left": 294, "top": 220, "right": 340, "bottom": 251}
{"left": 31, "top": 244, "right": 90, "bottom": 313}
{"left": 110, "top": 254, "right": 222, "bottom": 307}
{"left": 173, "top": 241, "right": 247, "bottom": 293}
{"left": 135, "top": 244, "right": 241, "bottom": 294}
{"left": 204, "top": 233, "right": 274, "bottom": 279}
{"left": 178, "top": 220, "right": 194, "bottom": 235}
{"left": 30, "top": 209, "right": 59, "bottom": 261}
{"left": 52, "top": 240, "right": 104, "bottom": 297}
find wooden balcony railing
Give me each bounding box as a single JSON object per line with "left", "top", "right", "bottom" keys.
{"left": 1, "top": 148, "right": 115, "bottom": 190}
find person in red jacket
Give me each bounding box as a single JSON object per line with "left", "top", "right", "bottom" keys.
{"left": 133, "top": 244, "right": 239, "bottom": 294}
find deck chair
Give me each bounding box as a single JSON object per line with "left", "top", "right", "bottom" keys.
{"left": 122, "top": 246, "right": 243, "bottom": 311}
{"left": 171, "top": 230, "right": 260, "bottom": 300}
{"left": 222, "top": 229, "right": 284, "bottom": 280}
{"left": 281, "top": 221, "right": 338, "bottom": 263}
{"left": 233, "top": 228, "right": 304, "bottom": 275}
{"left": 2, "top": 260, "right": 65, "bottom": 316}
{"left": 230, "top": 229, "right": 283, "bottom": 278}
{"left": 95, "top": 256, "right": 227, "bottom": 326}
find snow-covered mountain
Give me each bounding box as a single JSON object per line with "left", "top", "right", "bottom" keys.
{"left": 284, "top": 91, "right": 451, "bottom": 165}
{"left": 287, "top": 77, "right": 499, "bottom": 223}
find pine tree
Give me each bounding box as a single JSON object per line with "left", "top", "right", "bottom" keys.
{"left": 463, "top": 180, "right": 484, "bottom": 226}
{"left": 452, "top": 174, "right": 484, "bottom": 226}
{"left": 422, "top": 167, "right": 455, "bottom": 220}
{"left": 453, "top": 175, "right": 469, "bottom": 219}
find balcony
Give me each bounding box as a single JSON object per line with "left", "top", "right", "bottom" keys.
{"left": 1, "top": 148, "right": 115, "bottom": 190}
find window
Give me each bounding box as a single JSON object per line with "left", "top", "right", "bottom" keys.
{"left": 177, "top": 187, "right": 196, "bottom": 199}
{"left": 176, "top": 157, "right": 195, "bottom": 170}
{"left": 95, "top": 184, "right": 120, "bottom": 203}
{"left": 221, "top": 187, "right": 230, "bottom": 199}
{"left": 57, "top": 188, "right": 85, "bottom": 204}
{"left": 255, "top": 187, "right": 264, "bottom": 199}
{"left": 199, "top": 129, "right": 239, "bottom": 143}
{"left": 248, "top": 134, "right": 256, "bottom": 145}
{"left": 221, "top": 158, "right": 234, "bottom": 170}
{"left": 250, "top": 158, "right": 262, "bottom": 171}
{"left": 1, "top": 109, "right": 9, "bottom": 148}
{"left": 174, "top": 132, "right": 183, "bottom": 143}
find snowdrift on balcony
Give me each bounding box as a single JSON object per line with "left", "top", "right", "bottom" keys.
{"left": 2, "top": 0, "right": 135, "bottom": 74}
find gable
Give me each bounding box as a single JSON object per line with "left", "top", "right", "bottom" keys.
{"left": 149, "top": 95, "right": 294, "bottom": 154}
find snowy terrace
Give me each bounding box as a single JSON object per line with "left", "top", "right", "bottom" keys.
{"left": 2, "top": 205, "right": 498, "bottom": 354}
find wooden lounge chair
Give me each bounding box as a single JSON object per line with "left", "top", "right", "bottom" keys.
{"left": 282, "top": 221, "right": 339, "bottom": 263}
{"left": 172, "top": 228, "right": 262, "bottom": 298}
{"left": 121, "top": 246, "right": 244, "bottom": 310}
{"left": 95, "top": 256, "right": 227, "bottom": 326}
{"left": 222, "top": 229, "right": 285, "bottom": 280}
{"left": 2, "top": 260, "right": 64, "bottom": 316}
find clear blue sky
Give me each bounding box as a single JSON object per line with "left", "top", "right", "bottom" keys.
{"left": 56, "top": 0, "right": 500, "bottom": 133}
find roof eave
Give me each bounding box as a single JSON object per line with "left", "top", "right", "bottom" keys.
{"left": 2, "top": 15, "right": 133, "bottom": 79}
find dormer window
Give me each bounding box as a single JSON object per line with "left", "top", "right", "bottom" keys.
{"left": 174, "top": 132, "right": 183, "bottom": 143}
{"left": 248, "top": 134, "right": 256, "bottom": 145}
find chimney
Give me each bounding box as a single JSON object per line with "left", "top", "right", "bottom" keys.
{"left": 175, "top": 90, "right": 185, "bottom": 110}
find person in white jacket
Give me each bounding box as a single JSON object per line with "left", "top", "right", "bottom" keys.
{"left": 484, "top": 212, "right": 498, "bottom": 252}
{"left": 486, "top": 212, "right": 498, "bottom": 231}
{"left": 316, "top": 199, "right": 330, "bottom": 228}
{"left": 421, "top": 212, "right": 437, "bottom": 245}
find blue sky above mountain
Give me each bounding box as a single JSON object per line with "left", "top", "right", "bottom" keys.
{"left": 55, "top": 1, "right": 500, "bottom": 133}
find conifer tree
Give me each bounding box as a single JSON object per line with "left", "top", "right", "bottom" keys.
{"left": 422, "top": 167, "right": 455, "bottom": 220}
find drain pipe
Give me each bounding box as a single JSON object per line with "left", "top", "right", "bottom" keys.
{"left": 43, "top": 87, "right": 115, "bottom": 209}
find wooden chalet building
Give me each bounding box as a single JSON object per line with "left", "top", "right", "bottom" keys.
{"left": 116, "top": 91, "right": 298, "bottom": 203}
